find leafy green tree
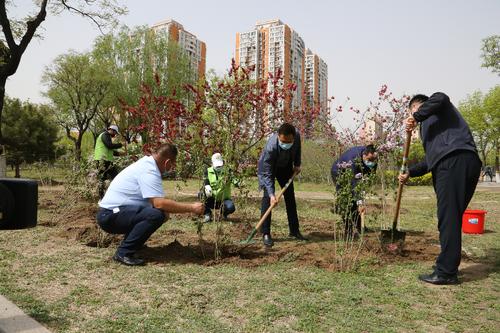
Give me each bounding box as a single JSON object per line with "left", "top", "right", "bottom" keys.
{"left": 408, "top": 138, "right": 426, "bottom": 165}
{"left": 0, "top": 0, "right": 126, "bottom": 145}
{"left": 2, "top": 96, "right": 58, "bottom": 177}
{"left": 480, "top": 35, "right": 500, "bottom": 75}
{"left": 91, "top": 25, "right": 195, "bottom": 144}
{"left": 483, "top": 86, "right": 500, "bottom": 174}
{"left": 459, "top": 91, "right": 492, "bottom": 164}
{"left": 43, "top": 51, "right": 112, "bottom": 160}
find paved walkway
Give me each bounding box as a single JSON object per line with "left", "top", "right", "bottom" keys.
{"left": 0, "top": 295, "right": 51, "bottom": 333}
{"left": 175, "top": 181, "right": 500, "bottom": 199}
{"left": 476, "top": 181, "right": 500, "bottom": 192}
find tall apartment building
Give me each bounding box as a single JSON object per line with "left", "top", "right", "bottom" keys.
{"left": 359, "top": 112, "right": 384, "bottom": 143}
{"left": 235, "top": 19, "right": 308, "bottom": 117}
{"left": 151, "top": 19, "right": 206, "bottom": 80}
{"left": 305, "top": 49, "right": 328, "bottom": 114}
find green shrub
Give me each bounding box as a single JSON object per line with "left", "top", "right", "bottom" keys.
{"left": 299, "top": 140, "right": 336, "bottom": 184}
{"left": 408, "top": 173, "right": 433, "bottom": 186}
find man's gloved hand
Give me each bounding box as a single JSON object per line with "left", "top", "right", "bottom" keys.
{"left": 204, "top": 185, "right": 212, "bottom": 197}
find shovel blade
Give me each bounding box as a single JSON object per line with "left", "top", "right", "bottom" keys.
{"left": 381, "top": 229, "right": 406, "bottom": 243}
{"left": 240, "top": 228, "right": 258, "bottom": 245}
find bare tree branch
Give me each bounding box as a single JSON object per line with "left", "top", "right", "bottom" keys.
{"left": 61, "top": 0, "right": 104, "bottom": 34}
{"left": 18, "top": 0, "right": 48, "bottom": 54}
{"left": 0, "top": 0, "right": 17, "bottom": 50}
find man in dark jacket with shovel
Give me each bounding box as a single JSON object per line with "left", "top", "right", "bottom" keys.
{"left": 331, "top": 144, "right": 378, "bottom": 237}
{"left": 258, "top": 123, "right": 307, "bottom": 247}
{"left": 399, "top": 93, "right": 481, "bottom": 285}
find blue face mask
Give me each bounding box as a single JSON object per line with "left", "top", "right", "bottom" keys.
{"left": 279, "top": 141, "right": 293, "bottom": 150}
{"left": 364, "top": 160, "right": 376, "bottom": 169}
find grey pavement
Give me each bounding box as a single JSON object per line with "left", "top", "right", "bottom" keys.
{"left": 0, "top": 295, "right": 51, "bottom": 333}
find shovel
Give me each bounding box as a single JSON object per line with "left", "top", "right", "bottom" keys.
{"left": 240, "top": 171, "right": 299, "bottom": 245}
{"left": 381, "top": 130, "right": 412, "bottom": 243}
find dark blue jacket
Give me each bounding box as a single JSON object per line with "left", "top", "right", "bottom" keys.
{"left": 409, "top": 92, "right": 478, "bottom": 177}
{"left": 331, "top": 146, "right": 376, "bottom": 189}
{"left": 258, "top": 132, "right": 301, "bottom": 195}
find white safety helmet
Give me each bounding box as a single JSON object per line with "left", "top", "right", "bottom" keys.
{"left": 108, "top": 125, "right": 119, "bottom": 134}
{"left": 211, "top": 153, "right": 224, "bottom": 168}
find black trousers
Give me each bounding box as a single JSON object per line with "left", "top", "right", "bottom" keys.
{"left": 204, "top": 197, "right": 236, "bottom": 217}
{"left": 97, "top": 206, "right": 166, "bottom": 256}
{"left": 97, "top": 160, "right": 119, "bottom": 198}
{"left": 260, "top": 168, "right": 299, "bottom": 235}
{"left": 341, "top": 201, "right": 361, "bottom": 235}
{"left": 432, "top": 150, "right": 481, "bottom": 277}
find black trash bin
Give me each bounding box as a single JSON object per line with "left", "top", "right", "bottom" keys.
{"left": 0, "top": 178, "right": 38, "bottom": 229}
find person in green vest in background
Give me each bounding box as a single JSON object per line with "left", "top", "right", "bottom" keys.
{"left": 202, "top": 153, "right": 236, "bottom": 223}
{"left": 94, "top": 125, "right": 123, "bottom": 198}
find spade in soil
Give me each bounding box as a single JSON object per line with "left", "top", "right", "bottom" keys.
{"left": 381, "top": 130, "right": 412, "bottom": 249}
{"left": 239, "top": 171, "right": 298, "bottom": 248}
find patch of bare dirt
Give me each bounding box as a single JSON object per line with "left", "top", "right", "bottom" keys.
{"left": 38, "top": 186, "right": 120, "bottom": 246}
{"left": 137, "top": 220, "right": 450, "bottom": 271}
{"left": 39, "top": 186, "right": 474, "bottom": 271}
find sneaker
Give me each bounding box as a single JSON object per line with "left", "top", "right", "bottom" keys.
{"left": 203, "top": 214, "right": 212, "bottom": 223}
{"left": 263, "top": 234, "right": 274, "bottom": 247}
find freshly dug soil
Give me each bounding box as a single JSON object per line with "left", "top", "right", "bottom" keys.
{"left": 40, "top": 187, "right": 462, "bottom": 271}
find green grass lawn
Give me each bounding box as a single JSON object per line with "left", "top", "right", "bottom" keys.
{"left": 0, "top": 184, "right": 498, "bottom": 332}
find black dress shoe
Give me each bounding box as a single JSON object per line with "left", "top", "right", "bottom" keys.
{"left": 418, "top": 271, "right": 458, "bottom": 285}
{"left": 289, "top": 231, "right": 308, "bottom": 241}
{"left": 263, "top": 234, "right": 274, "bottom": 247}
{"left": 113, "top": 253, "right": 145, "bottom": 266}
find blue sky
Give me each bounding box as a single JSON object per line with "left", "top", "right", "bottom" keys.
{"left": 5, "top": 0, "right": 499, "bottom": 126}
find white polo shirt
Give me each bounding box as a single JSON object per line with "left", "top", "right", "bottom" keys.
{"left": 99, "top": 156, "right": 164, "bottom": 209}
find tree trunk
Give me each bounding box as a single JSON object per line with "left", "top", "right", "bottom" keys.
{"left": 496, "top": 139, "right": 499, "bottom": 172}
{"left": 0, "top": 154, "right": 5, "bottom": 177}
{"left": 75, "top": 134, "right": 83, "bottom": 161}
{"left": 0, "top": 76, "right": 6, "bottom": 146}
{"left": 75, "top": 142, "right": 82, "bottom": 161}
{"left": 481, "top": 150, "right": 487, "bottom": 166}
{"left": 0, "top": 0, "right": 48, "bottom": 143}
{"left": 14, "top": 163, "right": 20, "bottom": 178}
{"left": 496, "top": 139, "right": 500, "bottom": 183}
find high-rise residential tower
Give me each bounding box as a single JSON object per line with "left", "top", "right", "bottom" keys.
{"left": 305, "top": 49, "right": 328, "bottom": 114}
{"left": 152, "top": 19, "right": 206, "bottom": 80}
{"left": 359, "top": 112, "right": 384, "bottom": 143}
{"left": 236, "top": 19, "right": 308, "bottom": 116}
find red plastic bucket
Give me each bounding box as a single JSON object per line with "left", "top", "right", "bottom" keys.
{"left": 462, "top": 210, "right": 487, "bottom": 234}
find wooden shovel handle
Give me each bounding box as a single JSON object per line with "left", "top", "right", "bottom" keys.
{"left": 360, "top": 209, "right": 365, "bottom": 234}
{"left": 255, "top": 171, "right": 299, "bottom": 232}
{"left": 392, "top": 130, "right": 412, "bottom": 230}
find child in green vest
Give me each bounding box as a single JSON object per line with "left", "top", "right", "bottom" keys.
{"left": 202, "top": 153, "right": 236, "bottom": 223}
